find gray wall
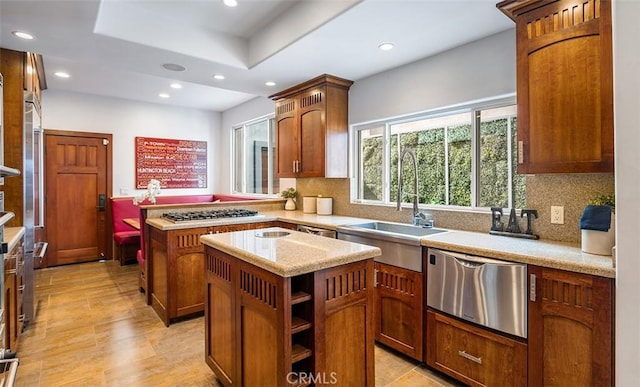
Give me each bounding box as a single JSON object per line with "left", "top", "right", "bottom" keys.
{"left": 349, "top": 29, "right": 516, "bottom": 124}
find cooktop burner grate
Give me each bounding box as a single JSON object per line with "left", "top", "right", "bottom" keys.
{"left": 161, "top": 209, "right": 259, "bottom": 222}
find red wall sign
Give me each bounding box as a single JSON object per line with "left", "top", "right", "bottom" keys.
{"left": 135, "top": 136, "right": 207, "bottom": 189}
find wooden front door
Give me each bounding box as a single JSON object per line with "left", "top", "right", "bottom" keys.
{"left": 45, "top": 130, "right": 112, "bottom": 266}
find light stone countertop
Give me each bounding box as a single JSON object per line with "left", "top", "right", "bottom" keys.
{"left": 147, "top": 210, "right": 615, "bottom": 278}
{"left": 421, "top": 230, "right": 615, "bottom": 278}
{"left": 4, "top": 226, "right": 25, "bottom": 252}
{"left": 146, "top": 214, "right": 280, "bottom": 230}
{"left": 145, "top": 210, "right": 372, "bottom": 231}
{"left": 200, "top": 227, "right": 381, "bottom": 277}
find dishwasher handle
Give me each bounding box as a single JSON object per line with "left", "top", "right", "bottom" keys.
{"left": 297, "top": 225, "right": 336, "bottom": 238}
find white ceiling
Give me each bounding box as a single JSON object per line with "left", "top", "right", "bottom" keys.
{"left": 0, "top": 0, "right": 514, "bottom": 112}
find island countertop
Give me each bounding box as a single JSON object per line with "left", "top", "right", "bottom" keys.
{"left": 200, "top": 227, "right": 381, "bottom": 277}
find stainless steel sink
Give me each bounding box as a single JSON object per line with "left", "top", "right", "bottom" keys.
{"left": 336, "top": 221, "right": 447, "bottom": 272}
{"left": 347, "top": 221, "right": 447, "bottom": 238}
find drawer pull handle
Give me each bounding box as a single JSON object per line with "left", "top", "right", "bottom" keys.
{"left": 458, "top": 350, "right": 482, "bottom": 364}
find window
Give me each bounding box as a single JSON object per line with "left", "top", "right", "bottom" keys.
{"left": 353, "top": 97, "right": 525, "bottom": 210}
{"left": 232, "top": 115, "right": 279, "bottom": 195}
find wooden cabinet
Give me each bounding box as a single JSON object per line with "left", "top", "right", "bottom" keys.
{"left": 497, "top": 0, "right": 613, "bottom": 173}
{"left": 528, "top": 265, "right": 613, "bottom": 386}
{"left": 4, "top": 234, "right": 24, "bottom": 350}
{"left": 205, "top": 246, "right": 375, "bottom": 386}
{"left": 147, "top": 221, "right": 275, "bottom": 326}
{"left": 426, "top": 310, "right": 527, "bottom": 386}
{"left": 374, "top": 262, "right": 423, "bottom": 361}
{"left": 270, "top": 74, "right": 353, "bottom": 178}
{"left": 271, "top": 221, "right": 298, "bottom": 230}
{"left": 0, "top": 49, "right": 46, "bottom": 227}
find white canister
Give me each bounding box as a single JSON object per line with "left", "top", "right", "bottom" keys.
{"left": 316, "top": 197, "right": 333, "bottom": 215}
{"left": 303, "top": 196, "right": 317, "bottom": 213}
{"left": 581, "top": 213, "right": 615, "bottom": 256}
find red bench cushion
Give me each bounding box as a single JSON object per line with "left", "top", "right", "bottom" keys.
{"left": 114, "top": 231, "right": 140, "bottom": 245}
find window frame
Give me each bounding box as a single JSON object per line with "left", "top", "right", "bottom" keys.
{"left": 230, "top": 113, "right": 278, "bottom": 197}
{"left": 350, "top": 94, "right": 519, "bottom": 211}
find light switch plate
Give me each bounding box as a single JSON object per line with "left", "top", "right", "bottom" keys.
{"left": 551, "top": 206, "right": 564, "bottom": 224}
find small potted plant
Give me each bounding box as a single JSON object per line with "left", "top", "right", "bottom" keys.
{"left": 281, "top": 187, "right": 297, "bottom": 210}
{"left": 580, "top": 193, "right": 615, "bottom": 255}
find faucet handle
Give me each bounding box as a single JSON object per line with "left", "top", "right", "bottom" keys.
{"left": 415, "top": 211, "right": 434, "bottom": 228}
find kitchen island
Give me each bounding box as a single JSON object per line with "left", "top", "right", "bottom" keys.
{"left": 200, "top": 227, "right": 381, "bottom": 387}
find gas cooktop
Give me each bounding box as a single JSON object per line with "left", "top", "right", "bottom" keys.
{"left": 162, "top": 209, "right": 259, "bottom": 223}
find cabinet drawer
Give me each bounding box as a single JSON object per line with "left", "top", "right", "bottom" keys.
{"left": 426, "top": 310, "right": 526, "bottom": 387}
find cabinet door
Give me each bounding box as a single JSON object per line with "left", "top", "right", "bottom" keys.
{"left": 205, "top": 249, "right": 237, "bottom": 385}
{"left": 513, "top": 0, "right": 613, "bottom": 173}
{"left": 275, "top": 99, "right": 298, "bottom": 178}
{"left": 297, "top": 88, "right": 326, "bottom": 178}
{"left": 528, "top": 266, "right": 613, "bottom": 386}
{"left": 375, "top": 262, "right": 423, "bottom": 361}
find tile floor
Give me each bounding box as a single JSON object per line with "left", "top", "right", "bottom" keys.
{"left": 13, "top": 261, "right": 460, "bottom": 386}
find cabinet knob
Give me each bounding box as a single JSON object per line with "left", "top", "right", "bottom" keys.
{"left": 530, "top": 274, "right": 536, "bottom": 301}
{"left": 517, "top": 141, "right": 524, "bottom": 164}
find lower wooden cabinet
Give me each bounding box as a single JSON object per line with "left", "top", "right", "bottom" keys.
{"left": 374, "top": 262, "right": 423, "bottom": 360}
{"left": 205, "top": 246, "right": 375, "bottom": 386}
{"left": 426, "top": 310, "right": 527, "bottom": 386}
{"left": 528, "top": 265, "right": 614, "bottom": 386}
{"left": 147, "top": 221, "right": 276, "bottom": 326}
{"left": 4, "top": 235, "right": 24, "bottom": 350}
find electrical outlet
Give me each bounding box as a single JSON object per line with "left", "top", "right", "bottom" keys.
{"left": 119, "top": 187, "right": 129, "bottom": 196}
{"left": 551, "top": 206, "right": 564, "bottom": 224}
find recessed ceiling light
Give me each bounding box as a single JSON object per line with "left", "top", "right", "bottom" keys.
{"left": 162, "top": 63, "right": 186, "bottom": 72}
{"left": 378, "top": 42, "right": 394, "bottom": 51}
{"left": 12, "top": 31, "right": 34, "bottom": 40}
{"left": 54, "top": 72, "right": 70, "bottom": 78}
{"left": 265, "top": 81, "right": 276, "bottom": 87}
{"left": 170, "top": 83, "right": 182, "bottom": 89}
{"left": 159, "top": 93, "right": 170, "bottom": 99}
{"left": 223, "top": 0, "right": 238, "bottom": 7}
{"left": 213, "top": 74, "right": 225, "bottom": 80}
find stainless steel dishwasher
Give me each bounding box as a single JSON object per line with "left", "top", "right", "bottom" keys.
{"left": 426, "top": 248, "right": 527, "bottom": 338}
{"left": 296, "top": 224, "right": 336, "bottom": 238}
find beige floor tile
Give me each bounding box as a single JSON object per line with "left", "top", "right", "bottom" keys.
{"left": 15, "top": 260, "right": 460, "bottom": 387}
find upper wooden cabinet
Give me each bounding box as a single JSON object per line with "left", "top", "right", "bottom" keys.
{"left": 497, "top": 0, "right": 613, "bottom": 173}
{"left": 270, "top": 74, "right": 353, "bottom": 178}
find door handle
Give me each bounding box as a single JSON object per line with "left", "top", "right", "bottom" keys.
{"left": 97, "top": 194, "right": 106, "bottom": 212}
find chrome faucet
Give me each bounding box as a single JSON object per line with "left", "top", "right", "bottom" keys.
{"left": 397, "top": 148, "right": 420, "bottom": 224}
{"left": 396, "top": 148, "right": 434, "bottom": 227}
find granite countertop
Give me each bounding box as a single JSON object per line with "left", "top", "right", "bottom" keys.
{"left": 421, "top": 230, "right": 615, "bottom": 278}
{"left": 146, "top": 214, "right": 280, "bottom": 230}
{"left": 147, "top": 209, "right": 615, "bottom": 278}
{"left": 200, "top": 227, "right": 381, "bottom": 277}
{"left": 145, "top": 210, "right": 371, "bottom": 231}
{"left": 4, "top": 226, "right": 25, "bottom": 252}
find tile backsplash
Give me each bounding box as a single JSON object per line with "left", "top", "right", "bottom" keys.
{"left": 295, "top": 173, "right": 614, "bottom": 243}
